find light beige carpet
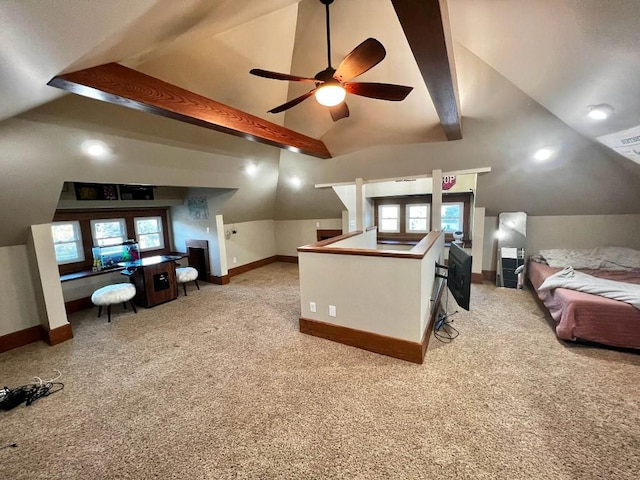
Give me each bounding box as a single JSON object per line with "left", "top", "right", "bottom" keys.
{"left": 1, "top": 262, "right": 639, "bottom": 479}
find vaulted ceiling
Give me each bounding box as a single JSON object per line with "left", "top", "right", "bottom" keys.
{"left": 2, "top": 0, "right": 638, "bottom": 158}
{"left": 0, "top": 0, "right": 639, "bottom": 248}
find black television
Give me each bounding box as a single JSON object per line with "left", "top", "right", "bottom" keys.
{"left": 447, "top": 243, "right": 472, "bottom": 311}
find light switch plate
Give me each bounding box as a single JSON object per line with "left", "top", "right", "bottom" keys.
{"left": 310, "top": 302, "right": 316, "bottom": 313}
{"left": 329, "top": 305, "right": 336, "bottom": 317}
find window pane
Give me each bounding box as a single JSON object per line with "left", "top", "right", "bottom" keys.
{"left": 139, "top": 233, "right": 161, "bottom": 249}
{"left": 136, "top": 218, "right": 159, "bottom": 234}
{"left": 441, "top": 204, "right": 463, "bottom": 232}
{"left": 94, "top": 221, "right": 124, "bottom": 240}
{"left": 135, "top": 216, "right": 164, "bottom": 251}
{"left": 408, "top": 205, "right": 427, "bottom": 218}
{"left": 54, "top": 243, "right": 79, "bottom": 262}
{"left": 409, "top": 219, "right": 427, "bottom": 231}
{"left": 381, "top": 219, "right": 398, "bottom": 231}
{"left": 52, "top": 221, "right": 84, "bottom": 264}
{"left": 52, "top": 224, "right": 77, "bottom": 242}
{"left": 406, "top": 203, "right": 429, "bottom": 233}
{"left": 442, "top": 204, "right": 461, "bottom": 218}
{"left": 381, "top": 205, "right": 399, "bottom": 219}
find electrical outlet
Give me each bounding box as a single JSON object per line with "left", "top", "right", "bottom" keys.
{"left": 329, "top": 305, "right": 336, "bottom": 317}
{"left": 316, "top": 222, "right": 320, "bottom": 227}
{"left": 232, "top": 257, "right": 237, "bottom": 263}
{"left": 310, "top": 302, "right": 316, "bottom": 313}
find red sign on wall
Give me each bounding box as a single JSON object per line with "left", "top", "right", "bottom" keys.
{"left": 442, "top": 175, "right": 456, "bottom": 191}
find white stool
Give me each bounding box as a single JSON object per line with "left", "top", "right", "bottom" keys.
{"left": 91, "top": 283, "right": 137, "bottom": 322}
{"left": 176, "top": 266, "right": 200, "bottom": 296}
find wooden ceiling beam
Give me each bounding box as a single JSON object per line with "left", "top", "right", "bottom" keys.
{"left": 47, "top": 63, "right": 331, "bottom": 159}
{"left": 391, "top": 0, "right": 462, "bottom": 140}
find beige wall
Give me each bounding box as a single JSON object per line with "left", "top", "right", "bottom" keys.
{"left": 0, "top": 245, "right": 41, "bottom": 336}
{"left": 28, "top": 224, "right": 68, "bottom": 330}
{"left": 224, "top": 219, "right": 276, "bottom": 268}
{"left": 482, "top": 214, "right": 640, "bottom": 272}
{"left": 274, "top": 218, "right": 342, "bottom": 257}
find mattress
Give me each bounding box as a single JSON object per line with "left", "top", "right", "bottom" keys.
{"left": 528, "top": 261, "right": 640, "bottom": 349}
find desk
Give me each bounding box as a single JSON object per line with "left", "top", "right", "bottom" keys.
{"left": 119, "top": 255, "right": 182, "bottom": 307}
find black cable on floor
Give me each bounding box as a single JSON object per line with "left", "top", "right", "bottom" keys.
{"left": 0, "top": 371, "right": 64, "bottom": 411}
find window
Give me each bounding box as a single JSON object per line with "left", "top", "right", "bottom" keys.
{"left": 378, "top": 204, "right": 400, "bottom": 233}
{"left": 441, "top": 202, "right": 464, "bottom": 233}
{"left": 52, "top": 221, "right": 84, "bottom": 264}
{"left": 91, "top": 218, "right": 127, "bottom": 256}
{"left": 53, "top": 208, "right": 170, "bottom": 275}
{"left": 373, "top": 192, "right": 473, "bottom": 243}
{"left": 135, "top": 216, "right": 164, "bottom": 251}
{"left": 406, "top": 204, "right": 430, "bottom": 233}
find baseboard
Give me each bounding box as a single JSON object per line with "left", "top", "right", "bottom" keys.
{"left": 42, "top": 323, "right": 74, "bottom": 346}
{"left": 299, "top": 317, "right": 427, "bottom": 364}
{"left": 228, "top": 256, "right": 278, "bottom": 277}
{"left": 471, "top": 272, "right": 484, "bottom": 284}
{"left": 65, "top": 296, "right": 94, "bottom": 314}
{"left": 209, "top": 274, "right": 230, "bottom": 285}
{"left": 276, "top": 255, "right": 298, "bottom": 264}
{"left": 0, "top": 323, "right": 74, "bottom": 353}
{"left": 483, "top": 270, "right": 497, "bottom": 282}
{"left": 0, "top": 325, "right": 43, "bottom": 353}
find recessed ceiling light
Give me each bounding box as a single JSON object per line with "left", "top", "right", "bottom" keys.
{"left": 244, "top": 163, "right": 258, "bottom": 176}
{"left": 533, "top": 148, "right": 552, "bottom": 161}
{"left": 81, "top": 140, "right": 110, "bottom": 158}
{"left": 587, "top": 104, "right": 614, "bottom": 120}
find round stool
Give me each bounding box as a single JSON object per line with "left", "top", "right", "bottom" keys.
{"left": 176, "top": 266, "right": 200, "bottom": 296}
{"left": 91, "top": 283, "right": 137, "bottom": 322}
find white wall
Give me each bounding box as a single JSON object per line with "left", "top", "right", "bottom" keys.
{"left": 224, "top": 219, "right": 276, "bottom": 268}
{"left": 274, "top": 218, "right": 342, "bottom": 257}
{"left": 0, "top": 245, "right": 41, "bottom": 336}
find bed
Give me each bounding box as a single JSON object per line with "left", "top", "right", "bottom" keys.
{"left": 527, "top": 247, "right": 640, "bottom": 349}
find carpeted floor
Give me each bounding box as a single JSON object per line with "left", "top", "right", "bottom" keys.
{"left": 1, "top": 262, "right": 639, "bottom": 479}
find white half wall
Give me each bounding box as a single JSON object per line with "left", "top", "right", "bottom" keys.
{"left": 298, "top": 232, "right": 444, "bottom": 343}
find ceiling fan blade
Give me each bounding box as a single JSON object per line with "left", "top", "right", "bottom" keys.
{"left": 268, "top": 89, "right": 317, "bottom": 114}
{"left": 250, "top": 69, "right": 317, "bottom": 83}
{"left": 330, "top": 102, "right": 349, "bottom": 122}
{"left": 333, "top": 38, "right": 386, "bottom": 83}
{"left": 344, "top": 82, "right": 413, "bottom": 101}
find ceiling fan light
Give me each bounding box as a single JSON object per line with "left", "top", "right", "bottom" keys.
{"left": 315, "top": 85, "right": 346, "bottom": 107}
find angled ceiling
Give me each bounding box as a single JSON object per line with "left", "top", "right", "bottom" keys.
{"left": 0, "top": 0, "right": 639, "bottom": 250}
{"left": 2, "top": 0, "right": 639, "bottom": 160}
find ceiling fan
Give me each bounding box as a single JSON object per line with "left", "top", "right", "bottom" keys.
{"left": 250, "top": 0, "right": 413, "bottom": 122}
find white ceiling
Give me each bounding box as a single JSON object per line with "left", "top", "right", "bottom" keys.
{"left": 1, "top": 0, "right": 639, "bottom": 159}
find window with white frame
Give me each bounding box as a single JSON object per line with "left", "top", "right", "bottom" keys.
{"left": 91, "top": 218, "right": 127, "bottom": 256}
{"left": 441, "top": 202, "right": 464, "bottom": 233}
{"left": 134, "top": 216, "right": 164, "bottom": 251}
{"left": 378, "top": 204, "right": 401, "bottom": 233}
{"left": 51, "top": 221, "right": 84, "bottom": 264}
{"left": 406, "top": 204, "right": 430, "bottom": 233}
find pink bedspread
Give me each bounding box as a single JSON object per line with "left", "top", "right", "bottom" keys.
{"left": 528, "top": 262, "right": 640, "bottom": 348}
